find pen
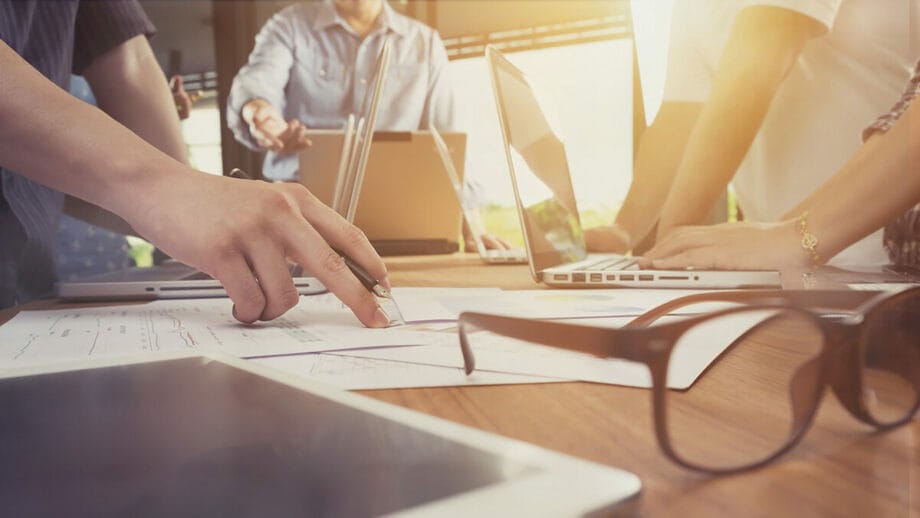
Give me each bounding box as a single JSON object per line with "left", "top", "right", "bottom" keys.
{"left": 336, "top": 250, "right": 391, "bottom": 299}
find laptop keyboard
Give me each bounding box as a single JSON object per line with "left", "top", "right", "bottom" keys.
{"left": 579, "top": 256, "right": 638, "bottom": 271}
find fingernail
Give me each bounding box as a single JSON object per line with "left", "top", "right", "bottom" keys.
{"left": 373, "top": 306, "right": 391, "bottom": 328}
{"left": 381, "top": 276, "right": 392, "bottom": 290}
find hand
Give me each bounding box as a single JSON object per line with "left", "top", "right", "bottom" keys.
{"left": 480, "top": 233, "right": 513, "bottom": 250}
{"left": 464, "top": 232, "right": 513, "bottom": 252}
{"left": 461, "top": 216, "right": 512, "bottom": 252}
{"left": 242, "top": 99, "right": 311, "bottom": 154}
{"left": 168, "top": 75, "right": 197, "bottom": 121}
{"left": 585, "top": 224, "right": 631, "bottom": 253}
{"left": 129, "top": 171, "right": 391, "bottom": 327}
{"left": 640, "top": 220, "right": 809, "bottom": 271}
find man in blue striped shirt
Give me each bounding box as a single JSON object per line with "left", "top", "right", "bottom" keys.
{"left": 227, "top": 0, "right": 460, "bottom": 181}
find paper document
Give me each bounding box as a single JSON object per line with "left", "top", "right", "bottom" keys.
{"left": 254, "top": 352, "right": 564, "bottom": 390}
{"left": 391, "top": 288, "right": 725, "bottom": 323}
{"left": 0, "top": 295, "right": 439, "bottom": 369}
{"left": 340, "top": 311, "right": 778, "bottom": 389}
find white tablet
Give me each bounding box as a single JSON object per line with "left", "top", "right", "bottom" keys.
{"left": 0, "top": 353, "right": 640, "bottom": 516}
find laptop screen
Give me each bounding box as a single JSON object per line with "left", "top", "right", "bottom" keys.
{"left": 487, "top": 47, "right": 588, "bottom": 273}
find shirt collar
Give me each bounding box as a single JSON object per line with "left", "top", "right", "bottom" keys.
{"left": 314, "top": 1, "right": 408, "bottom": 37}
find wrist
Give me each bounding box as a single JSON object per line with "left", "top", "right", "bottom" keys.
{"left": 105, "top": 154, "right": 192, "bottom": 226}
{"left": 774, "top": 215, "right": 818, "bottom": 270}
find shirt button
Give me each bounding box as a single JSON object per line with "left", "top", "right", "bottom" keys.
{"left": 320, "top": 69, "right": 326, "bottom": 77}
{"left": 360, "top": 78, "right": 367, "bottom": 84}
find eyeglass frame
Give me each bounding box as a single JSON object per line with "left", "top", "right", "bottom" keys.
{"left": 457, "top": 287, "right": 920, "bottom": 474}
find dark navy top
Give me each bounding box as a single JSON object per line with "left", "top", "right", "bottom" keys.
{"left": 0, "top": 0, "right": 154, "bottom": 307}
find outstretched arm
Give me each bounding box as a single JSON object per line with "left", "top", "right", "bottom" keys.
{"left": 227, "top": 9, "right": 309, "bottom": 154}
{"left": 0, "top": 40, "right": 389, "bottom": 327}
{"left": 643, "top": 99, "right": 920, "bottom": 270}
{"left": 656, "top": 6, "right": 825, "bottom": 239}
{"left": 586, "top": 101, "right": 702, "bottom": 253}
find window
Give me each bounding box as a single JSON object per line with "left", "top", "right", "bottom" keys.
{"left": 449, "top": 39, "right": 634, "bottom": 242}
{"left": 181, "top": 92, "right": 224, "bottom": 175}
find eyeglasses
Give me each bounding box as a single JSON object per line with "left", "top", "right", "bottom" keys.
{"left": 457, "top": 288, "right": 920, "bottom": 474}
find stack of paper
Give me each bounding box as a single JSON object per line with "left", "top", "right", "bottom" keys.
{"left": 0, "top": 287, "right": 746, "bottom": 391}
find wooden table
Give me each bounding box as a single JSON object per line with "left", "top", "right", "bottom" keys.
{"left": 1, "top": 254, "right": 916, "bottom": 516}
{"left": 360, "top": 255, "right": 919, "bottom": 517}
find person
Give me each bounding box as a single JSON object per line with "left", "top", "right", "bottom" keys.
{"left": 642, "top": 59, "right": 920, "bottom": 271}
{"left": 0, "top": 0, "right": 390, "bottom": 328}
{"left": 227, "top": 0, "right": 459, "bottom": 181}
{"left": 587, "top": 0, "right": 914, "bottom": 266}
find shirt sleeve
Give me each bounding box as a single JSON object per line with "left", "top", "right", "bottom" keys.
{"left": 418, "top": 30, "right": 463, "bottom": 133}
{"left": 741, "top": 0, "right": 843, "bottom": 31}
{"left": 863, "top": 60, "right": 920, "bottom": 141}
{"left": 72, "top": 0, "right": 155, "bottom": 74}
{"left": 226, "top": 8, "right": 298, "bottom": 150}
{"left": 661, "top": 1, "right": 712, "bottom": 104}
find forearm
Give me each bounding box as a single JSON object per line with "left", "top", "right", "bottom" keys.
{"left": 0, "top": 40, "right": 186, "bottom": 222}
{"left": 614, "top": 102, "right": 701, "bottom": 248}
{"left": 657, "top": 7, "right": 818, "bottom": 237}
{"left": 785, "top": 101, "right": 920, "bottom": 261}
{"left": 82, "top": 35, "right": 187, "bottom": 164}
{"left": 657, "top": 60, "right": 788, "bottom": 235}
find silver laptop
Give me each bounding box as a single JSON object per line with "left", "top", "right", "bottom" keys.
{"left": 430, "top": 125, "right": 528, "bottom": 264}
{"left": 56, "top": 261, "right": 325, "bottom": 300}
{"left": 486, "top": 45, "right": 780, "bottom": 288}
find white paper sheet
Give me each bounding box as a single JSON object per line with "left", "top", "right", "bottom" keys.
{"left": 391, "top": 287, "right": 727, "bottom": 323}
{"left": 339, "top": 311, "right": 779, "bottom": 389}
{"left": 253, "top": 352, "right": 565, "bottom": 390}
{"left": 0, "top": 295, "right": 440, "bottom": 369}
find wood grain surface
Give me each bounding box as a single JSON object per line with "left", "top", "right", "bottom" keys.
{"left": 1, "top": 254, "right": 916, "bottom": 516}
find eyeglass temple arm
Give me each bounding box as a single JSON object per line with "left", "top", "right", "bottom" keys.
{"left": 458, "top": 312, "right": 640, "bottom": 375}
{"left": 625, "top": 290, "right": 877, "bottom": 329}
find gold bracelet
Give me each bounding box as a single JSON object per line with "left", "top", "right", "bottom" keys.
{"left": 797, "top": 210, "right": 820, "bottom": 269}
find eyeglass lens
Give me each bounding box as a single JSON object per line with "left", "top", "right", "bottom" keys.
{"left": 860, "top": 294, "right": 920, "bottom": 425}
{"left": 664, "top": 309, "right": 825, "bottom": 471}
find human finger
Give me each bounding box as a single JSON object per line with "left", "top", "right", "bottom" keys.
{"left": 244, "top": 238, "right": 301, "bottom": 321}
{"left": 481, "top": 233, "right": 510, "bottom": 250}
{"left": 289, "top": 122, "right": 312, "bottom": 150}
{"left": 645, "top": 225, "right": 714, "bottom": 260}
{"left": 645, "top": 247, "right": 725, "bottom": 271}
{"left": 207, "top": 252, "right": 265, "bottom": 324}
{"left": 278, "top": 120, "right": 311, "bottom": 154}
{"left": 285, "top": 185, "right": 389, "bottom": 288}
{"left": 281, "top": 220, "right": 389, "bottom": 327}
{"left": 250, "top": 124, "right": 284, "bottom": 151}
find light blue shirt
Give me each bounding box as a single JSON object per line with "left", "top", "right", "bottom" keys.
{"left": 227, "top": 0, "right": 460, "bottom": 181}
